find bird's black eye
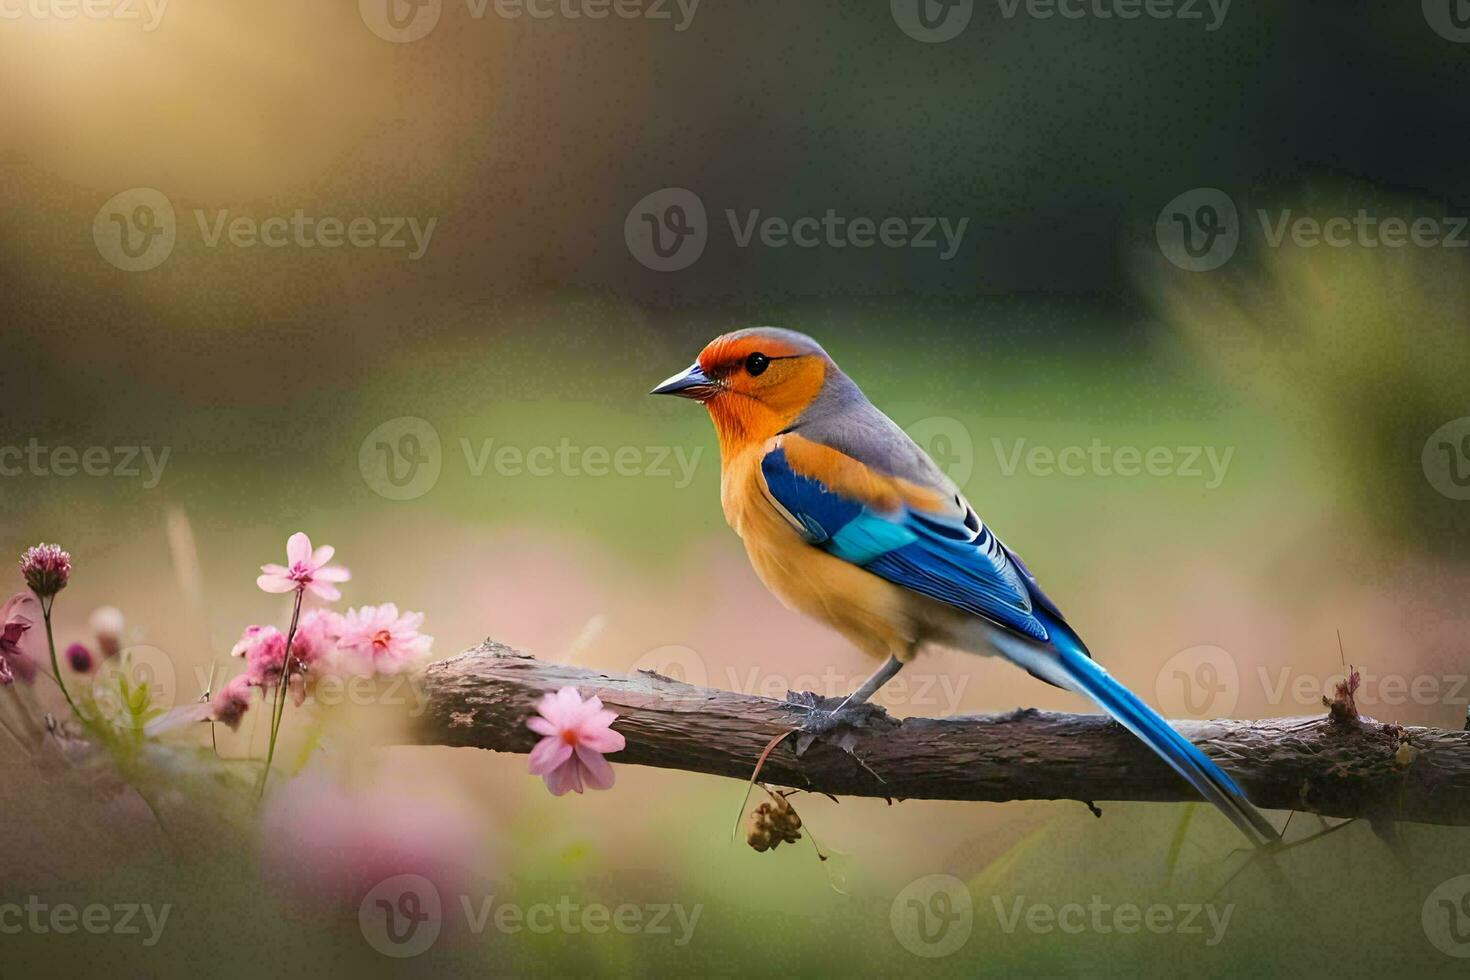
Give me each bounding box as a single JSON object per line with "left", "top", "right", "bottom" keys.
{"left": 745, "top": 352, "right": 770, "bottom": 376}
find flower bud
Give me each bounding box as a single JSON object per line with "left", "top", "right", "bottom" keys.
{"left": 65, "top": 643, "right": 94, "bottom": 674}
{"left": 89, "top": 606, "right": 125, "bottom": 658}
{"left": 19, "top": 544, "right": 71, "bottom": 598}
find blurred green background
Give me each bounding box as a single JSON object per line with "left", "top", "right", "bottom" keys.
{"left": 4, "top": 1, "right": 1470, "bottom": 976}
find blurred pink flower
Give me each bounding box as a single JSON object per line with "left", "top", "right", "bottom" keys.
{"left": 291, "top": 608, "right": 343, "bottom": 667}
{"left": 145, "top": 672, "right": 256, "bottom": 735}
{"left": 0, "top": 592, "right": 41, "bottom": 685}
{"left": 64, "top": 643, "right": 94, "bottom": 674}
{"left": 207, "top": 674, "right": 255, "bottom": 730}
{"left": 526, "top": 686, "right": 625, "bottom": 796}
{"left": 89, "top": 606, "right": 125, "bottom": 658}
{"left": 335, "top": 604, "right": 432, "bottom": 675}
{"left": 260, "top": 771, "right": 480, "bottom": 914}
{"left": 19, "top": 543, "right": 70, "bottom": 598}
{"left": 231, "top": 625, "right": 288, "bottom": 686}
{"left": 257, "top": 532, "right": 350, "bottom": 601}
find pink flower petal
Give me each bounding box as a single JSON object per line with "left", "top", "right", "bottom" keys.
{"left": 257, "top": 574, "right": 295, "bottom": 594}
{"left": 576, "top": 725, "right": 625, "bottom": 754}
{"left": 527, "top": 736, "right": 573, "bottom": 775}
{"left": 307, "top": 581, "right": 342, "bottom": 602}
{"left": 544, "top": 760, "right": 584, "bottom": 796}
{"left": 575, "top": 746, "right": 615, "bottom": 790}
{"left": 310, "top": 544, "right": 335, "bottom": 567}
{"left": 314, "top": 566, "right": 351, "bottom": 583}
{"left": 286, "top": 532, "right": 312, "bottom": 565}
{"left": 527, "top": 716, "right": 558, "bottom": 737}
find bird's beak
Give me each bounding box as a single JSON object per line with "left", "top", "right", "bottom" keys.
{"left": 649, "top": 362, "right": 716, "bottom": 400}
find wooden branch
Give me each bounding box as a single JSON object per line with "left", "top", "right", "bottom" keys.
{"left": 412, "top": 641, "right": 1470, "bottom": 827}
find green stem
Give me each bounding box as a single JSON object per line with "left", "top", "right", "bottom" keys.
{"left": 40, "top": 598, "right": 83, "bottom": 722}
{"left": 256, "top": 591, "right": 303, "bottom": 800}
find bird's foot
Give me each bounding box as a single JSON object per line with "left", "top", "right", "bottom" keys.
{"left": 783, "top": 691, "right": 894, "bottom": 758}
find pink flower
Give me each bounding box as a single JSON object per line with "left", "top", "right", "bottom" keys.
{"left": 206, "top": 674, "right": 255, "bottom": 730}
{"left": 65, "top": 643, "right": 94, "bottom": 674}
{"left": 257, "top": 532, "right": 350, "bottom": 601}
{"left": 526, "top": 686, "right": 625, "bottom": 796}
{"left": 146, "top": 672, "right": 255, "bottom": 734}
{"left": 89, "top": 606, "right": 125, "bottom": 658}
{"left": 0, "top": 592, "right": 41, "bottom": 686}
{"left": 231, "top": 625, "right": 288, "bottom": 686}
{"left": 291, "top": 608, "right": 343, "bottom": 667}
{"left": 335, "top": 604, "right": 432, "bottom": 675}
{"left": 260, "top": 771, "right": 481, "bottom": 915}
{"left": 19, "top": 543, "right": 70, "bottom": 598}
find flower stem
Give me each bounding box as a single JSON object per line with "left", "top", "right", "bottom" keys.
{"left": 40, "top": 598, "right": 83, "bottom": 722}
{"left": 256, "top": 590, "right": 303, "bottom": 799}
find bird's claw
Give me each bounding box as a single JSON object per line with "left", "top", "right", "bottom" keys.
{"left": 782, "top": 692, "right": 893, "bottom": 758}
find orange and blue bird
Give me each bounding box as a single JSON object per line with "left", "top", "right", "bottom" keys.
{"left": 652, "top": 326, "right": 1278, "bottom": 847}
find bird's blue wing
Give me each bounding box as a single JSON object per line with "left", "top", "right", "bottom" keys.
{"left": 760, "top": 440, "right": 1277, "bottom": 846}
{"left": 758, "top": 444, "right": 1050, "bottom": 643}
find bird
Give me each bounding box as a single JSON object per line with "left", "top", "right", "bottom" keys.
{"left": 651, "top": 326, "right": 1278, "bottom": 847}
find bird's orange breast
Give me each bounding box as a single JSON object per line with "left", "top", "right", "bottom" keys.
{"left": 718, "top": 439, "right": 929, "bottom": 662}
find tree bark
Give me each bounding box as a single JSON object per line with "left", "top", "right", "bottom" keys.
{"left": 413, "top": 641, "right": 1470, "bottom": 827}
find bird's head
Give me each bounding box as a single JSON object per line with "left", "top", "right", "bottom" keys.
{"left": 650, "top": 327, "right": 835, "bottom": 448}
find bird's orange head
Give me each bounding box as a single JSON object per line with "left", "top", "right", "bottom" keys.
{"left": 650, "top": 327, "right": 833, "bottom": 453}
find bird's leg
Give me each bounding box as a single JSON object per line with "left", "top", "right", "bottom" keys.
{"left": 835, "top": 655, "right": 905, "bottom": 713}
{"left": 796, "top": 655, "right": 905, "bottom": 737}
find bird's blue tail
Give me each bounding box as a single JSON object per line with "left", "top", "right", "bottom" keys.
{"left": 989, "top": 612, "right": 1279, "bottom": 848}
